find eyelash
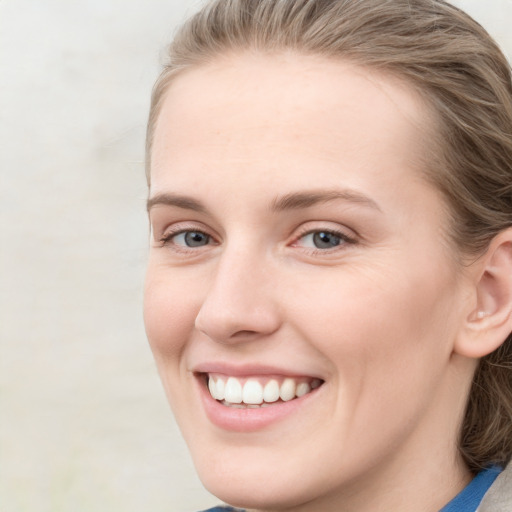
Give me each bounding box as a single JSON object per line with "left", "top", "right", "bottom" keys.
{"left": 292, "top": 227, "right": 357, "bottom": 252}
{"left": 158, "top": 226, "right": 358, "bottom": 254}
{"left": 159, "top": 228, "right": 215, "bottom": 251}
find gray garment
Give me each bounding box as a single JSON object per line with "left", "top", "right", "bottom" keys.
{"left": 476, "top": 462, "right": 512, "bottom": 512}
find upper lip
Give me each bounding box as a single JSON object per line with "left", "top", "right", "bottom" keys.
{"left": 191, "top": 361, "right": 324, "bottom": 380}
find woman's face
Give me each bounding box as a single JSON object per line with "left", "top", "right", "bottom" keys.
{"left": 145, "top": 53, "right": 473, "bottom": 510}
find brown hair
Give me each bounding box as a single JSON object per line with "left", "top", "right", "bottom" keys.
{"left": 146, "top": 0, "right": 512, "bottom": 472}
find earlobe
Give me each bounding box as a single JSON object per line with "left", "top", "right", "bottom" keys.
{"left": 455, "top": 228, "right": 512, "bottom": 359}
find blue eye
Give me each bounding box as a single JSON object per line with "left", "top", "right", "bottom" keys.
{"left": 311, "top": 231, "right": 341, "bottom": 249}
{"left": 172, "top": 231, "right": 211, "bottom": 247}
{"left": 298, "top": 230, "right": 351, "bottom": 250}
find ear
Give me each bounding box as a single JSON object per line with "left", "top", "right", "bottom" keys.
{"left": 454, "top": 228, "right": 512, "bottom": 359}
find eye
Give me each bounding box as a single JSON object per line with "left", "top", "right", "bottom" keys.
{"left": 294, "top": 229, "right": 356, "bottom": 250}
{"left": 162, "top": 230, "right": 212, "bottom": 248}
{"left": 305, "top": 231, "right": 342, "bottom": 249}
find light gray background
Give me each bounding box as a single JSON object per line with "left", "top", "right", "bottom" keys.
{"left": 1, "top": 1, "right": 511, "bottom": 511}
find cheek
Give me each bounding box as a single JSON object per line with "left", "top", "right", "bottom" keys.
{"left": 143, "top": 267, "right": 199, "bottom": 360}
{"left": 279, "top": 272, "right": 458, "bottom": 476}
{"left": 288, "top": 263, "right": 458, "bottom": 405}
{"left": 143, "top": 268, "right": 204, "bottom": 427}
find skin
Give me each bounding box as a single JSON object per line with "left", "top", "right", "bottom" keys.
{"left": 144, "top": 52, "right": 480, "bottom": 511}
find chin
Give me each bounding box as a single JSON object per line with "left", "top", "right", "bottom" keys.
{"left": 188, "top": 440, "right": 341, "bottom": 511}
{"left": 199, "top": 469, "right": 315, "bottom": 511}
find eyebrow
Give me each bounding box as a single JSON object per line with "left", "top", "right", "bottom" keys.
{"left": 146, "top": 188, "right": 381, "bottom": 214}
{"left": 270, "top": 189, "right": 381, "bottom": 212}
{"left": 147, "top": 193, "right": 209, "bottom": 214}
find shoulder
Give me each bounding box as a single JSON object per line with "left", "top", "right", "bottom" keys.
{"left": 476, "top": 462, "right": 512, "bottom": 512}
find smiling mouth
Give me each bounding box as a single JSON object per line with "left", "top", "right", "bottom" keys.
{"left": 204, "top": 373, "right": 324, "bottom": 409}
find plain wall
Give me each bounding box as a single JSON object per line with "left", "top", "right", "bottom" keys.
{"left": 1, "top": 1, "right": 511, "bottom": 511}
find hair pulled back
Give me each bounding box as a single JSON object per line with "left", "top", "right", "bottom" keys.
{"left": 146, "top": 0, "right": 512, "bottom": 472}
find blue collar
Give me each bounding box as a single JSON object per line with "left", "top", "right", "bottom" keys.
{"left": 439, "top": 466, "right": 502, "bottom": 512}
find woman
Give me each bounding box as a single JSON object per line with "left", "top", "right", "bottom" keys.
{"left": 143, "top": 0, "right": 512, "bottom": 510}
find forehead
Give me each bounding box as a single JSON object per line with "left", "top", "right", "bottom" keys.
{"left": 150, "top": 52, "right": 432, "bottom": 196}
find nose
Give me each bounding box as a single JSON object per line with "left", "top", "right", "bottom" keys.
{"left": 194, "top": 248, "right": 281, "bottom": 344}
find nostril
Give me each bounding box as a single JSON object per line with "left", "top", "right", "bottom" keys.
{"left": 224, "top": 329, "right": 268, "bottom": 344}
{"left": 233, "top": 330, "right": 259, "bottom": 337}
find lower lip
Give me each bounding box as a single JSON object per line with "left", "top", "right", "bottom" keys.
{"left": 196, "top": 376, "right": 323, "bottom": 432}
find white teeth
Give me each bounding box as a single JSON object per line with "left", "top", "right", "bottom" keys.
{"left": 215, "top": 378, "right": 225, "bottom": 400}
{"left": 207, "top": 375, "right": 322, "bottom": 406}
{"left": 208, "top": 377, "right": 225, "bottom": 400}
{"left": 208, "top": 377, "right": 216, "bottom": 398}
{"left": 224, "top": 377, "right": 243, "bottom": 404}
{"left": 279, "top": 378, "right": 296, "bottom": 401}
{"left": 263, "top": 379, "right": 280, "bottom": 403}
{"left": 296, "top": 382, "right": 311, "bottom": 397}
{"left": 242, "top": 379, "right": 263, "bottom": 405}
